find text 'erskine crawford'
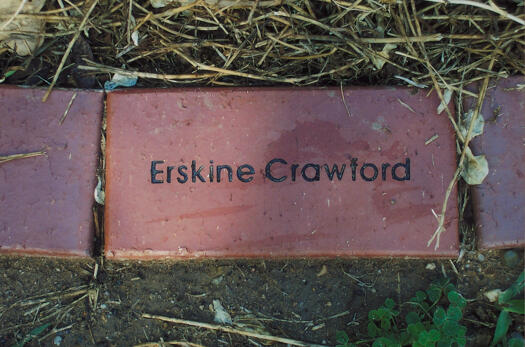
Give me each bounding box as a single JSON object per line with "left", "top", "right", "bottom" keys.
{"left": 150, "top": 158, "right": 411, "bottom": 184}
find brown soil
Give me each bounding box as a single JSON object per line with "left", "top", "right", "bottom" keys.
{"left": 0, "top": 249, "right": 523, "bottom": 346}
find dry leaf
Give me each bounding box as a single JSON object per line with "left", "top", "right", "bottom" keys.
{"left": 131, "top": 31, "right": 139, "bottom": 46}
{"left": 459, "top": 109, "right": 485, "bottom": 140}
{"left": 94, "top": 176, "right": 105, "bottom": 205}
{"left": 458, "top": 109, "right": 488, "bottom": 185}
{"left": 371, "top": 43, "right": 396, "bottom": 70}
{"left": 150, "top": 0, "right": 173, "bottom": 7}
{"left": 316, "top": 265, "right": 328, "bottom": 277}
{"left": 437, "top": 89, "right": 452, "bottom": 114}
{"left": 461, "top": 147, "right": 489, "bottom": 185}
{"left": 213, "top": 300, "right": 232, "bottom": 325}
{"left": 0, "top": 0, "right": 46, "bottom": 56}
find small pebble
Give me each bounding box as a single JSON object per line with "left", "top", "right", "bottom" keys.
{"left": 53, "top": 336, "right": 62, "bottom": 346}
{"left": 100, "top": 304, "right": 107, "bottom": 309}
{"left": 504, "top": 250, "right": 519, "bottom": 267}
{"left": 478, "top": 254, "right": 485, "bottom": 262}
{"left": 211, "top": 275, "right": 224, "bottom": 285}
{"left": 426, "top": 263, "right": 436, "bottom": 270}
{"left": 484, "top": 289, "right": 502, "bottom": 302}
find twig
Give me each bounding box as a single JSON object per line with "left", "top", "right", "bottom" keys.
{"left": 79, "top": 60, "right": 353, "bottom": 84}
{"left": 77, "top": 62, "right": 216, "bottom": 80}
{"left": 361, "top": 34, "right": 443, "bottom": 43}
{"left": 42, "top": 0, "right": 98, "bottom": 102}
{"left": 398, "top": 98, "right": 416, "bottom": 113}
{"left": 134, "top": 341, "right": 205, "bottom": 347}
{"left": 424, "top": 134, "right": 439, "bottom": 145}
{"left": 342, "top": 269, "right": 375, "bottom": 290}
{"left": 142, "top": 313, "right": 329, "bottom": 347}
{"left": 154, "top": 0, "right": 202, "bottom": 19}
{"left": 0, "top": 150, "right": 46, "bottom": 165}
{"left": 38, "top": 324, "right": 74, "bottom": 343}
{"left": 425, "top": 0, "right": 525, "bottom": 26}
{"left": 59, "top": 92, "right": 77, "bottom": 125}
{"left": 340, "top": 82, "right": 351, "bottom": 117}
{"left": 427, "top": 54, "right": 496, "bottom": 249}
{"left": 127, "top": 0, "right": 133, "bottom": 46}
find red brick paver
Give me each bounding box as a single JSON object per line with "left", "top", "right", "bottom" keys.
{"left": 105, "top": 87, "right": 459, "bottom": 259}
{"left": 464, "top": 77, "right": 525, "bottom": 249}
{"left": 0, "top": 87, "right": 102, "bottom": 256}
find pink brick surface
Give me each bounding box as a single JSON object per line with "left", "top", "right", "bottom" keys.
{"left": 105, "top": 87, "right": 459, "bottom": 259}
{"left": 464, "top": 76, "right": 525, "bottom": 249}
{"left": 0, "top": 87, "right": 102, "bottom": 256}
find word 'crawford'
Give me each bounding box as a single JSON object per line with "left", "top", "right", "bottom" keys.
{"left": 150, "top": 158, "right": 410, "bottom": 184}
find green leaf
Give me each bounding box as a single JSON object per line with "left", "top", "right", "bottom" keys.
{"left": 491, "top": 310, "right": 511, "bottom": 346}
{"left": 499, "top": 271, "right": 525, "bottom": 305}
{"left": 456, "top": 325, "right": 467, "bottom": 337}
{"left": 368, "top": 321, "right": 379, "bottom": 338}
{"left": 377, "top": 307, "right": 391, "bottom": 319}
{"left": 385, "top": 298, "right": 396, "bottom": 310}
{"left": 428, "top": 329, "right": 441, "bottom": 342}
{"left": 418, "top": 330, "right": 439, "bottom": 346}
{"left": 380, "top": 316, "right": 391, "bottom": 331}
{"left": 406, "top": 311, "right": 420, "bottom": 324}
{"left": 427, "top": 286, "right": 442, "bottom": 304}
{"left": 369, "top": 309, "right": 379, "bottom": 321}
{"left": 508, "top": 338, "right": 525, "bottom": 347}
{"left": 446, "top": 306, "right": 463, "bottom": 322}
{"left": 455, "top": 336, "right": 467, "bottom": 347}
{"left": 399, "top": 331, "right": 411, "bottom": 345}
{"left": 373, "top": 337, "right": 399, "bottom": 347}
{"left": 442, "top": 321, "right": 459, "bottom": 338}
{"left": 447, "top": 291, "right": 467, "bottom": 309}
{"left": 12, "top": 323, "right": 51, "bottom": 347}
{"left": 444, "top": 283, "right": 456, "bottom": 295}
{"left": 503, "top": 299, "right": 525, "bottom": 314}
{"left": 336, "top": 330, "right": 350, "bottom": 344}
{"left": 408, "top": 322, "right": 425, "bottom": 339}
{"left": 417, "top": 331, "right": 428, "bottom": 345}
{"left": 433, "top": 307, "right": 446, "bottom": 327}
{"left": 416, "top": 291, "right": 427, "bottom": 303}
{"left": 437, "top": 340, "right": 453, "bottom": 347}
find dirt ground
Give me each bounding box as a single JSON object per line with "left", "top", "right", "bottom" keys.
{"left": 0, "top": 246, "right": 523, "bottom": 346}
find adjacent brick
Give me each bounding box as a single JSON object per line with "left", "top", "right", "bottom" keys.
{"left": 105, "top": 87, "right": 459, "bottom": 259}
{"left": 0, "top": 87, "right": 102, "bottom": 256}
{"left": 464, "top": 77, "right": 525, "bottom": 249}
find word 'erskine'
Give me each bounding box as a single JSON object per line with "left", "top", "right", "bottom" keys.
{"left": 150, "top": 158, "right": 410, "bottom": 184}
